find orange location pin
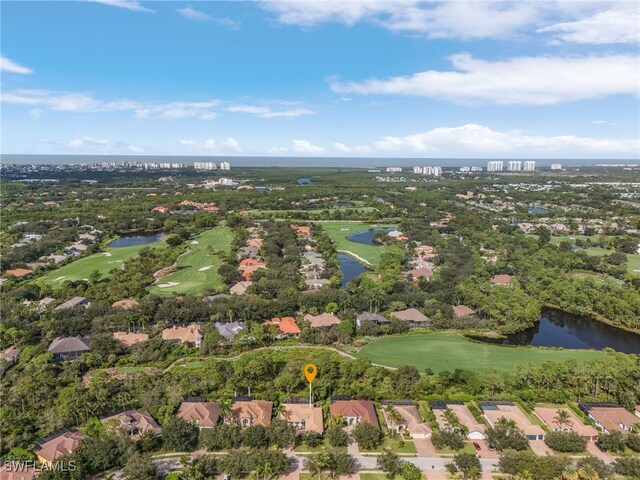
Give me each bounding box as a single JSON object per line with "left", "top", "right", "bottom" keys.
{"left": 304, "top": 364, "right": 317, "bottom": 383}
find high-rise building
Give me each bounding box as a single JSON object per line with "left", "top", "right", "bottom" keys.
{"left": 194, "top": 162, "right": 217, "bottom": 170}
{"left": 414, "top": 166, "right": 442, "bottom": 176}
{"left": 508, "top": 161, "right": 522, "bottom": 171}
{"left": 386, "top": 167, "right": 402, "bottom": 172}
{"left": 550, "top": 163, "right": 562, "bottom": 170}
{"left": 487, "top": 161, "right": 504, "bottom": 172}
{"left": 523, "top": 161, "right": 536, "bottom": 171}
{"left": 220, "top": 162, "right": 231, "bottom": 171}
{"left": 413, "top": 166, "right": 423, "bottom": 174}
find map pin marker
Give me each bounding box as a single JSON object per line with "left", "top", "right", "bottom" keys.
{"left": 304, "top": 364, "right": 317, "bottom": 383}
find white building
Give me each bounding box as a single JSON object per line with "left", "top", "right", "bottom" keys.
{"left": 194, "top": 162, "right": 217, "bottom": 170}
{"left": 551, "top": 163, "right": 562, "bottom": 170}
{"left": 413, "top": 166, "right": 423, "bottom": 174}
{"left": 523, "top": 161, "right": 536, "bottom": 172}
{"left": 487, "top": 161, "right": 504, "bottom": 172}
{"left": 220, "top": 162, "right": 231, "bottom": 171}
{"left": 386, "top": 167, "right": 402, "bottom": 172}
{"left": 415, "top": 166, "right": 442, "bottom": 176}
{"left": 508, "top": 161, "right": 522, "bottom": 171}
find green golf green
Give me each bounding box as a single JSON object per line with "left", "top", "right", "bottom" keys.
{"left": 356, "top": 332, "right": 604, "bottom": 373}
{"left": 319, "top": 221, "right": 395, "bottom": 265}
{"left": 38, "top": 240, "right": 165, "bottom": 286}
{"left": 148, "top": 226, "right": 233, "bottom": 297}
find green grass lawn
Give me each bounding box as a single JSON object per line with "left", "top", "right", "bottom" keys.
{"left": 148, "top": 226, "right": 233, "bottom": 297}
{"left": 581, "top": 247, "right": 640, "bottom": 275}
{"left": 435, "top": 442, "right": 477, "bottom": 455}
{"left": 319, "top": 221, "right": 395, "bottom": 265}
{"left": 38, "top": 240, "right": 165, "bottom": 286}
{"left": 360, "top": 474, "right": 392, "bottom": 480}
{"left": 356, "top": 332, "right": 604, "bottom": 373}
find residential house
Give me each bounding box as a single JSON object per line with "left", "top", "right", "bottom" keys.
{"left": 330, "top": 399, "right": 379, "bottom": 429}
{"left": 480, "top": 401, "right": 545, "bottom": 440}
{"left": 230, "top": 281, "right": 251, "bottom": 295}
{"left": 534, "top": 407, "right": 598, "bottom": 441}
{"left": 415, "top": 245, "right": 436, "bottom": 260}
{"left": 237, "top": 246, "right": 260, "bottom": 259}
{"left": 0, "top": 463, "right": 38, "bottom": 480}
{"left": 381, "top": 401, "right": 432, "bottom": 439}
{"left": 38, "top": 297, "right": 55, "bottom": 311}
{"left": 305, "top": 278, "right": 331, "bottom": 289}
{"left": 100, "top": 409, "right": 162, "bottom": 439}
{"left": 280, "top": 401, "right": 324, "bottom": 434}
{"left": 229, "top": 399, "right": 273, "bottom": 428}
{"left": 113, "top": 332, "right": 149, "bottom": 348}
{"left": 404, "top": 268, "right": 433, "bottom": 281}
{"left": 178, "top": 399, "right": 221, "bottom": 429}
{"left": 35, "top": 430, "right": 86, "bottom": 466}
{"left": 430, "top": 401, "right": 485, "bottom": 440}
{"left": 356, "top": 312, "right": 389, "bottom": 328}
{"left": 0, "top": 346, "right": 20, "bottom": 375}
{"left": 452, "top": 305, "right": 476, "bottom": 319}
{"left": 48, "top": 336, "right": 91, "bottom": 361}
{"left": 489, "top": 274, "right": 515, "bottom": 286}
{"left": 2, "top": 269, "right": 33, "bottom": 278}
{"left": 162, "top": 324, "right": 202, "bottom": 348}
{"left": 303, "top": 313, "right": 341, "bottom": 329}
{"left": 215, "top": 321, "right": 247, "bottom": 343}
{"left": 579, "top": 403, "right": 638, "bottom": 433}
{"left": 391, "top": 308, "right": 430, "bottom": 327}
{"left": 54, "top": 296, "right": 91, "bottom": 311}
{"left": 263, "top": 317, "right": 301, "bottom": 336}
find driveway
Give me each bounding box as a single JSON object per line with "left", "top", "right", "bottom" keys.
{"left": 471, "top": 440, "right": 499, "bottom": 460}
{"left": 414, "top": 438, "right": 438, "bottom": 457}
{"left": 529, "top": 440, "right": 553, "bottom": 456}
{"left": 586, "top": 441, "right": 614, "bottom": 462}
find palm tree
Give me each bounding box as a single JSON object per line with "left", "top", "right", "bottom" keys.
{"left": 384, "top": 404, "right": 404, "bottom": 430}
{"left": 496, "top": 416, "right": 518, "bottom": 430}
{"left": 554, "top": 409, "right": 573, "bottom": 430}
{"left": 219, "top": 399, "right": 232, "bottom": 424}
{"left": 561, "top": 465, "right": 579, "bottom": 480}
{"left": 577, "top": 464, "right": 600, "bottom": 480}
{"left": 328, "top": 414, "right": 344, "bottom": 428}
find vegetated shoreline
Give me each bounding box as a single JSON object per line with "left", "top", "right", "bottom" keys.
{"left": 541, "top": 303, "right": 640, "bottom": 336}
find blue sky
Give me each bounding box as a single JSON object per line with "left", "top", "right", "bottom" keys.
{"left": 1, "top": 0, "right": 639, "bottom": 158}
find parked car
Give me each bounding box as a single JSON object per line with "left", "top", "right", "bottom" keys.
{"left": 594, "top": 442, "right": 607, "bottom": 452}
{"left": 473, "top": 442, "right": 482, "bottom": 451}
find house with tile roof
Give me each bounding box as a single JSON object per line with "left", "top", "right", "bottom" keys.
{"left": 35, "top": 430, "right": 85, "bottom": 466}
{"left": 330, "top": 399, "right": 379, "bottom": 429}
{"left": 534, "top": 407, "right": 598, "bottom": 441}
{"left": 263, "top": 317, "right": 301, "bottom": 336}
{"left": 381, "top": 401, "right": 432, "bottom": 439}
{"left": 303, "top": 313, "right": 341, "bottom": 329}
{"left": 280, "top": 401, "right": 324, "bottom": 434}
{"left": 391, "top": 308, "right": 430, "bottom": 327}
{"left": 113, "top": 332, "right": 149, "bottom": 348}
{"left": 229, "top": 399, "right": 273, "bottom": 428}
{"left": 100, "top": 409, "right": 162, "bottom": 439}
{"left": 162, "top": 324, "right": 202, "bottom": 348}
{"left": 178, "top": 399, "right": 221, "bottom": 429}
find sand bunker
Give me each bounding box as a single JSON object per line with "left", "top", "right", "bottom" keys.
{"left": 190, "top": 241, "right": 199, "bottom": 245}
{"left": 158, "top": 282, "right": 180, "bottom": 288}
{"left": 198, "top": 265, "right": 214, "bottom": 271}
{"left": 340, "top": 228, "right": 349, "bottom": 231}
{"left": 53, "top": 276, "right": 66, "bottom": 281}
{"left": 103, "top": 252, "right": 112, "bottom": 257}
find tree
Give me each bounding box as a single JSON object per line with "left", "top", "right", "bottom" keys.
{"left": 326, "top": 425, "right": 348, "bottom": 448}
{"left": 163, "top": 417, "right": 199, "bottom": 452}
{"left": 352, "top": 422, "right": 383, "bottom": 450}
{"left": 613, "top": 456, "right": 640, "bottom": 478}
{"left": 122, "top": 453, "right": 157, "bottom": 480}
{"left": 447, "top": 453, "right": 482, "bottom": 480}
{"left": 553, "top": 409, "right": 573, "bottom": 430}
{"left": 220, "top": 449, "right": 252, "bottom": 479}
{"left": 324, "top": 448, "right": 355, "bottom": 479}
{"left": 377, "top": 449, "right": 402, "bottom": 478}
{"left": 199, "top": 424, "right": 242, "bottom": 451}
{"left": 626, "top": 433, "right": 640, "bottom": 452}
{"left": 242, "top": 425, "right": 269, "bottom": 448}
{"left": 598, "top": 430, "right": 626, "bottom": 453}
{"left": 536, "top": 227, "right": 551, "bottom": 247}
{"left": 575, "top": 456, "right": 611, "bottom": 480}
{"left": 544, "top": 431, "right": 587, "bottom": 453}
{"left": 181, "top": 454, "right": 218, "bottom": 480}
{"left": 485, "top": 418, "right": 529, "bottom": 451}
{"left": 304, "top": 452, "right": 327, "bottom": 480}
{"left": 399, "top": 462, "right": 422, "bottom": 480}
{"left": 431, "top": 430, "right": 465, "bottom": 451}
{"left": 267, "top": 418, "right": 296, "bottom": 448}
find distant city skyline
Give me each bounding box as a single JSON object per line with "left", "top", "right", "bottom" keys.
{"left": 2, "top": 1, "right": 639, "bottom": 159}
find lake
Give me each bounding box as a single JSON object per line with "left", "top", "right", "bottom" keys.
{"left": 338, "top": 253, "right": 370, "bottom": 286}
{"left": 528, "top": 206, "right": 551, "bottom": 214}
{"left": 347, "top": 227, "right": 395, "bottom": 245}
{"left": 477, "top": 309, "right": 640, "bottom": 354}
{"left": 108, "top": 232, "right": 164, "bottom": 248}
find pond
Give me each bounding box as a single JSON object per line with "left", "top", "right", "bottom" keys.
{"left": 107, "top": 232, "right": 164, "bottom": 248}
{"left": 476, "top": 309, "right": 640, "bottom": 354}
{"left": 338, "top": 253, "right": 370, "bottom": 286}
{"left": 528, "top": 206, "right": 551, "bottom": 214}
{"left": 346, "top": 227, "right": 394, "bottom": 245}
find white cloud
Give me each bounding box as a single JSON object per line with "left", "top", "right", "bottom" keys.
{"left": 366, "top": 124, "right": 639, "bottom": 156}
{"left": 180, "top": 139, "right": 195, "bottom": 146}
{"left": 67, "top": 135, "right": 144, "bottom": 154}
{"left": 223, "top": 137, "right": 241, "bottom": 152}
{"left": 1, "top": 55, "right": 33, "bottom": 74}
{"left": 538, "top": 4, "right": 640, "bottom": 44}
{"left": 29, "top": 109, "right": 43, "bottom": 118}
{"left": 92, "top": 0, "right": 153, "bottom": 13}
{"left": 331, "top": 54, "right": 640, "bottom": 105}
{"left": 176, "top": 7, "right": 212, "bottom": 21}
{"left": 226, "top": 104, "right": 315, "bottom": 118}
{"left": 262, "top": 1, "right": 542, "bottom": 39}
{"left": 1, "top": 89, "right": 220, "bottom": 120}
{"left": 292, "top": 139, "right": 325, "bottom": 154}
{"left": 203, "top": 139, "right": 217, "bottom": 151}
{"left": 333, "top": 142, "right": 372, "bottom": 154}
